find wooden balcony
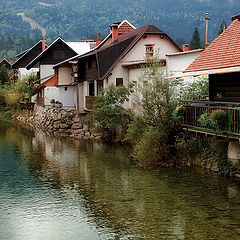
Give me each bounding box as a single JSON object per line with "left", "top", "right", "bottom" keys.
{"left": 85, "top": 96, "right": 96, "bottom": 110}
{"left": 183, "top": 100, "right": 240, "bottom": 139}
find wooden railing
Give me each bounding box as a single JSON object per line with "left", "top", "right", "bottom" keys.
{"left": 85, "top": 96, "right": 96, "bottom": 110}
{"left": 183, "top": 100, "right": 240, "bottom": 137}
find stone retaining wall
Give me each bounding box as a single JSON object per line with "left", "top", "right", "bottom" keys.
{"left": 16, "top": 105, "right": 101, "bottom": 140}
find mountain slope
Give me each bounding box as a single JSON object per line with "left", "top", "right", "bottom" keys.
{"left": 0, "top": 0, "right": 239, "bottom": 44}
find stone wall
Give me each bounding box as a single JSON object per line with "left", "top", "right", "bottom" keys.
{"left": 16, "top": 105, "right": 101, "bottom": 140}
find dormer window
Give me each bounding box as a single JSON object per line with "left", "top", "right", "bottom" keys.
{"left": 145, "top": 44, "right": 154, "bottom": 59}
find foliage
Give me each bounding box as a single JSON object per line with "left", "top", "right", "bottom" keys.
{"left": 131, "top": 126, "right": 172, "bottom": 168}
{"left": 50, "top": 99, "right": 55, "bottom": 103}
{"left": 182, "top": 76, "right": 209, "bottom": 100}
{"left": 91, "top": 84, "right": 133, "bottom": 141}
{"left": 0, "top": 0, "right": 239, "bottom": 53}
{"left": 128, "top": 60, "right": 181, "bottom": 167}
{"left": 137, "top": 61, "right": 178, "bottom": 127}
{"left": 218, "top": 20, "right": 227, "bottom": 35}
{"left": 189, "top": 27, "right": 201, "bottom": 50}
{"left": 172, "top": 105, "right": 185, "bottom": 119}
{"left": 175, "top": 133, "right": 236, "bottom": 175}
{"left": 198, "top": 109, "right": 226, "bottom": 130}
{"left": 4, "top": 91, "right": 20, "bottom": 107}
{"left": 0, "top": 32, "right": 43, "bottom": 61}
{"left": 198, "top": 112, "right": 211, "bottom": 128}
{"left": 0, "top": 66, "right": 10, "bottom": 85}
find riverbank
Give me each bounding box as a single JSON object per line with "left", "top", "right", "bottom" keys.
{"left": 8, "top": 105, "right": 240, "bottom": 178}
{"left": 13, "top": 105, "right": 101, "bottom": 140}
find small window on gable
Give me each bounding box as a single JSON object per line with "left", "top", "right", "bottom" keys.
{"left": 116, "top": 78, "right": 123, "bottom": 86}
{"left": 145, "top": 44, "right": 154, "bottom": 59}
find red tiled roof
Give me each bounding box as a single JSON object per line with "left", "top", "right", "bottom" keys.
{"left": 184, "top": 19, "right": 240, "bottom": 73}
{"left": 118, "top": 21, "right": 134, "bottom": 35}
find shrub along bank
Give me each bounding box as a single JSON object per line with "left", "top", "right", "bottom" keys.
{"left": 89, "top": 61, "right": 237, "bottom": 176}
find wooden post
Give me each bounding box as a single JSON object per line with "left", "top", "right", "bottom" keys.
{"left": 205, "top": 13, "right": 211, "bottom": 48}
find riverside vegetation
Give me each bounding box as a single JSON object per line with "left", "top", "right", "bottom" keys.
{"left": 87, "top": 60, "right": 238, "bottom": 176}
{"left": 0, "top": 62, "right": 238, "bottom": 176}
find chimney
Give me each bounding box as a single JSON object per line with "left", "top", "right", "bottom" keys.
{"left": 110, "top": 23, "right": 119, "bottom": 42}
{"left": 42, "top": 40, "right": 46, "bottom": 52}
{"left": 96, "top": 33, "right": 102, "bottom": 46}
{"left": 183, "top": 44, "right": 189, "bottom": 52}
{"left": 9, "top": 59, "right": 13, "bottom": 65}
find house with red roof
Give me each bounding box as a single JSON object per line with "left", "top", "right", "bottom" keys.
{"left": 177, "top": 13, "right": 240, "bottom": 139}
{"left": 75, "top": 22, "right": 181, "bottom": 112}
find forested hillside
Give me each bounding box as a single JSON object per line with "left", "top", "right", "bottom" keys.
{"left": 0, "top": 0, "right": 239, "bottom": 60}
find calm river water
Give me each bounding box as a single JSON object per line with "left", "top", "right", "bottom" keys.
{"left": 0, "top": 121, "right": 240, "bottom": 240}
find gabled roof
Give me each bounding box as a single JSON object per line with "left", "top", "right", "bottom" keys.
{"left": 79, "top": 24, "right": 182, "bottom": 80}
{"left": 0, "top": 59, "right": 11, "bottom": 69}
{"left": 96, "top": 20, "right": 136, "bottom": 49}
{"left": 26, "top": 37, "right": 80, "bottom": 70}
{"left": 184, "top": 19, "right": 240, "bottom": 73}
{"left": 12, "top": 40, "right": 47, "bottom": 69}
{"left": 53, "top": 20, "right": 135, "bottom": 69}
{"left": 16, "top": 50, "right": 28, "bottom": 59}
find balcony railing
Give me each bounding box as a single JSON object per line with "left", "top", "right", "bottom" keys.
{"left": 183, "top": 100, "right": 240, "bottom": 138}
{"left": 85, "top": 96, "right": 96, "bottom": 110}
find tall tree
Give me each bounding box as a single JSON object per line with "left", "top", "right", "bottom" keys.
{"left": 189, "top": 27, "right": 201, "bottom": 50}
{"left": 218, "top": 20, "right": 227, "bottom": 35}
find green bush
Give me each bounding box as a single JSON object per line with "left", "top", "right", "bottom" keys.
{"left": 175, "top": 133, "right": 236, "bottom": 175}
{"left": 172, "top": 105, "right": 185, "bottom": 119}
{"left": 126, "top": 115, "right": 146, "bottom": 144}
{"left": 91, "top": 84, "right": 133, "bottom": 141}
{"left": 132, "top": 126, "right": 170, "bottom": 167}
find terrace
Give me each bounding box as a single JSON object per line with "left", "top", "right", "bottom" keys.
{"left": 183, "top": 100, "right": 240, "bottom": 139}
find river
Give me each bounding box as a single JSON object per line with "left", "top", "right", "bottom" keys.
{"left": 0, "top": 121, "right": 240, "bottom": 240}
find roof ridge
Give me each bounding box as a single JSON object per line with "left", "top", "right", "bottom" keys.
{"left": 184, "top": 19, "right": 240, "bottom": 73}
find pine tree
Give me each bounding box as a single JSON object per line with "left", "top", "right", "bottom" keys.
{"left": 218, "top": 20, "right": 227, "bottom": 35}
{"left": 189, "top": 27, "right": 201, "bottom": 50}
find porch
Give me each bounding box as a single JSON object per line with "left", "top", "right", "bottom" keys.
{"left": 183, "top": 100, "right": 240, "bottom": 139}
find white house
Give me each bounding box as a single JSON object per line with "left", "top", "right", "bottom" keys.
{"left": 76, "top": 23, "right": 182, "bottom": 112}
{"left": 27, "top": 38, "right": 95, "bottom": 107}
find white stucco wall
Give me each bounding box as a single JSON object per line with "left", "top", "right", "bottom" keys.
{"left": 44, "top": 86, "right": 75, "bottom": 107}
{"left": 59, "top": 86, "right": 75, "bottom": 107}
{"left": 40, "top": 65, "right": 54, "bottom": 79}
{"left": 123, "top": 35, "right": 180, "bottom": 62}
{"left": 106, "top": 35, "right": 179, "bottom": 88}
{"left": 166, "top": 51, "right": 203, "bottom": 77}
{"left": 58, "top": 67, "right": 72, "bottom": 85}
{"left": 19, "top": 68, "right": 39, "bottom": 78}
{"left": 44, "top": 86, "right": 59, "bottom": 106}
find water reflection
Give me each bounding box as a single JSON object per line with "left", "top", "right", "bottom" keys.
{"left": 0, "top": 121, "right": 240, "bottom": 240}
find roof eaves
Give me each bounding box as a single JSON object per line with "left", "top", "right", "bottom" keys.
{"left": 100, "top": 32, "right": 145, "bottom": 80}
{"left": 26, "top": 37, "right": 78, "bottom": 70}
{"left": 12, "top": 40, "right": 47, "bottom": 69}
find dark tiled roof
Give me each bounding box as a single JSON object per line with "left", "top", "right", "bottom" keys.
{"left": 12, "top": 40, "right": 47, "bottom": 69}
{"left": 184, "top": 19, "right": 240, "bottom": 73}
{"left": 79, "top": 24, "right": 180, "bottom": 79}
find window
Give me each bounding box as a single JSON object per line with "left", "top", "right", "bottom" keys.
{"left": 116, "top": 78, "right": 123, "bottom": 86}
{"left": 145, "top": 44, "right": 154, "bottom": 59}
{"left": 64, "top": 87, "right": 68, "bottom": 91}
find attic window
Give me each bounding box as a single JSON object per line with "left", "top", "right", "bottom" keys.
{"left": 145, "top": 44, "right": 154, "bottom": 59}
{"left": 116, "top": 78, "right": 123, "bottom": 86}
